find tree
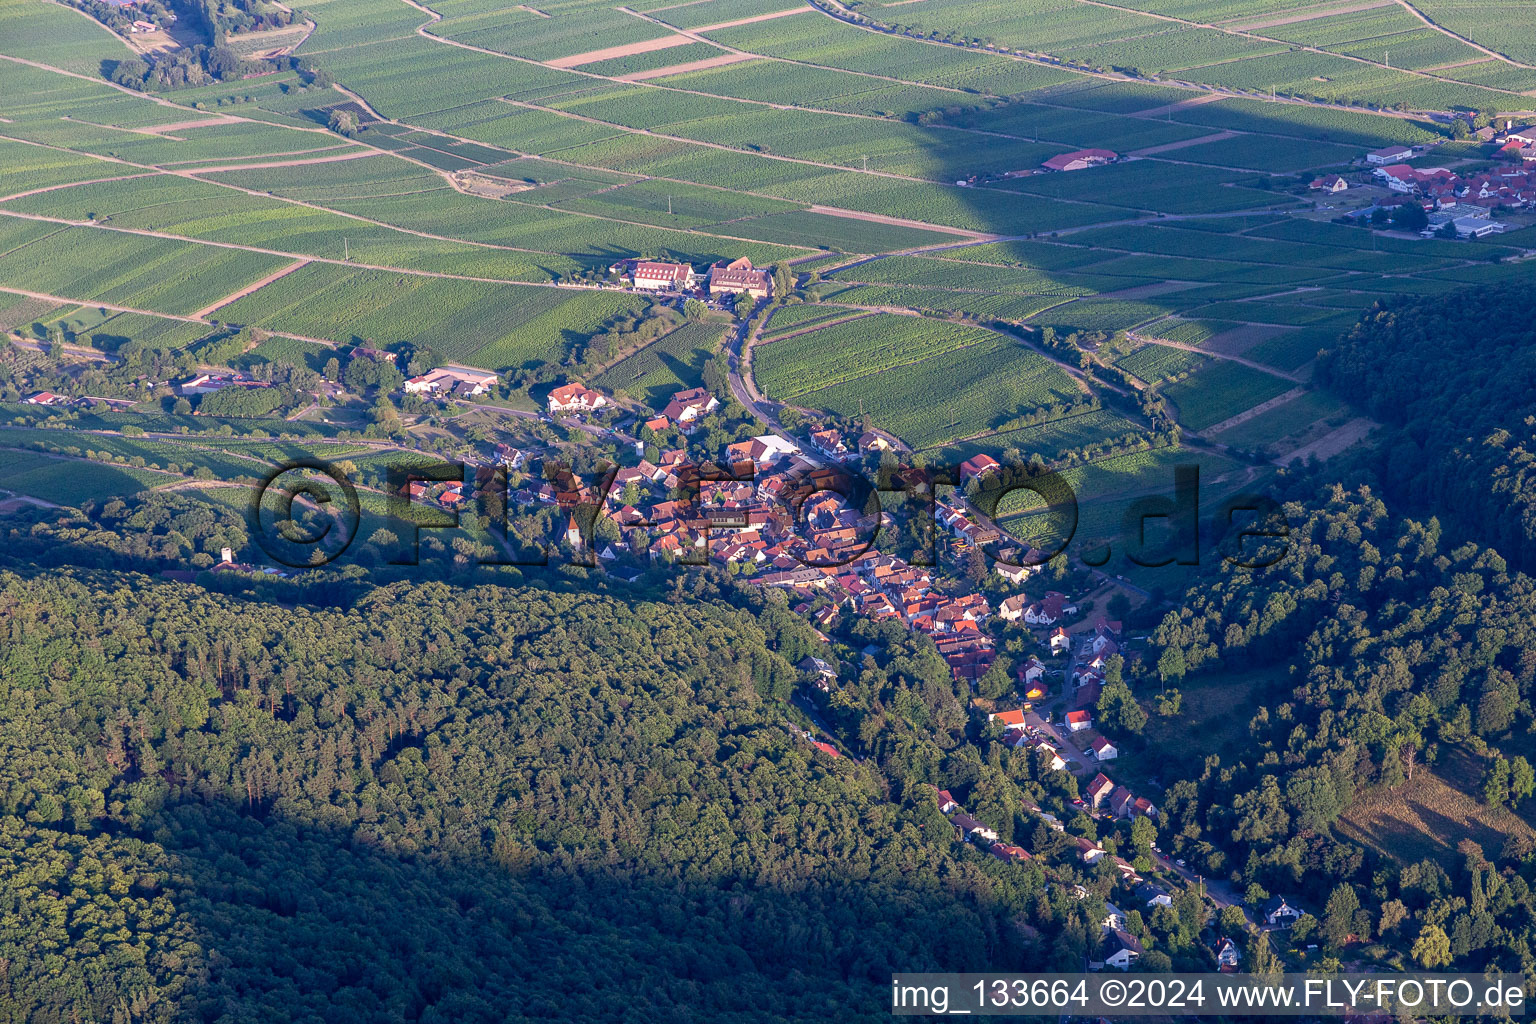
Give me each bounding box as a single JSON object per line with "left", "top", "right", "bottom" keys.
{"left": 1390, "top": 203, "right": 1428, "bottom": 233}
{"left": 173, "top": 397, "right": 193, "bottom": 415}
{"left": 1483, "top": 755, "right": 1511, "bottom": 806}
{"left": 1378, "top": 899, "right": 1407, "bottom": 936}
{"left": 1157, "top": 646, "right": 1185, "bottom": 684}
{"left": 324, "top": 356, "right": 341, "bottom": 380}
{"left": 1321, "top": 884, "right": 1358, "bottom": 951}
{"left": 1512, "top": 756, "right": 1535, "bottom": 805}
{"left": 328, "top": 109, "right": 359, "bottom": 136}
{"left": 770, "top": 263, "right": 793, "bottom": 298}
{"left": 1097, "top": 680, "right": 1146, "bottom": 734}
{"left": 733, "top": 293, "right": 755, "bottom": 319}
{"left": 683, "top": 298, "right": 706, "bottom": 320}
{"left": 1411, "top": 924, "right": 1452, "bottom": 968}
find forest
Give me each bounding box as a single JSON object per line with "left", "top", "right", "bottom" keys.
{"left": 0, "top": 567, "right": 1112, "bottom": 1022}
{"left": 1133, "top": 283, "right": 1536, "bottom": 973}
{"left": 1316, "top": 283, "right": 1536, "bottom": 573}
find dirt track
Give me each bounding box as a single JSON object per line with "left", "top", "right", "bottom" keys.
{"left": 192, "top": 258, "right": 312, "bottom": 318}
{"left": 620, "top": 51, "right": 755, "bottom": 80}
{"left": 690, "top": 6, "right": 811, "bottom": 31}
{"left": 546, "top": 33, "right": 695, "bottom": 68}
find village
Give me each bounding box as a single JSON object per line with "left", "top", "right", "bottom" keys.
{"left": 1309, "top": 121, "right": 1536, "bottom": 238}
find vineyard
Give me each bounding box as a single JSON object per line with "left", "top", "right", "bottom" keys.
{"left": 761, "top": 320, "right": 1084, "bottom": 448}
{"left": 754, "top": 314, "right": 1000, "bottom": 399}
{"left": 591, "top": 320, "right": 728, "bottom": 405}
{"left": 1162, "top": 360, "right": 1295, "bottom": 431}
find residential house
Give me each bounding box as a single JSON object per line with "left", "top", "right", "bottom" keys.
{"left": 1025, "top": 738, "right": 1067, "bottom": 771}
{"left": 661, "top": 386, "right": 719, "bottom": 425}
{"left": 23, "top": 391, "right": 69, "bottom": 406}
{"left": 857, "top": 430, "right": 893, "bottom": 453}
{"left": 989, "top": 708, "right": 1027, "bottom": 730}
{"left": 810, "top": 428, "right": 846, "bottom": 457}
{"left": 1263, "top": 896, "right": 1304, "bottom": 927}
{"left": 1503, "top": 124, "right": 1536, "bottom": 146}
{"left": 1065, "top": 710, "right": 1092, "bottom": 732}
{"left": 951, "top": 813, "right": 999, "bottom": 843}
{"left": 959, "top": 453, "right": 1001, "bottom": 484}
{"left": 797, "top": 656, "right": 837, "bottom": 691}
{"left": 1018, "top": 656, "right": 1045, "bottom": 686}
{"left": 1101, "top": 929, "right": 1144, "bottom": 970}
{"left": 1310, "top": 174, "right": 1348, "bottom": 192}
{"left": 1086, "top": 772, "right": 1115, "bottom": 809}
{"left": 996, "top": 594, "right": 1030, "bottom": 622}
{"left": 935, "top": 788, "right": 960, "bottom": 814}
{"left": 1076, "top": 837, "right": 1106, "bottom": 864}
{"left": 1134, "top": 882, "right": 1172, "bottom": 908}
{"left": 1090, "top": 736, "right": 1118, "bottom": 761}
{"left": 989, "top": 842, "right": 1032, "bottom": 864}
{"left": 1109, "top": 786, "right": 1134, "bottom": 818}
{"left": 1043, "top": 148, "right": 1117, "bottom": 172}
{"left": 547, "top": 382, "right": 607, "bottom": 414}
{"left": 995, "top": 560, "right": 1038, "bottom": 584}
{"left": 1050, "top": 627, "right": 1071, "bottom": 655}
{"left": 1213, "top": 936, "right": 1241, "bottom": 971}
{"left": 707, "top": 257, "right": 772, "bottom": 300}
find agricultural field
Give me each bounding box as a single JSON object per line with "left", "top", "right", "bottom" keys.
{"left": 758, "top": 315, "right": 1083, "bottom": 448}
{"left": 213, "top": 262, "right": 650, "bottom": 370}
{"left": 0, "top": 449, "right": 176, "bottom": 505}
{"left": 0, "top": 0, "right": 1520, "bottom": 508}
{"left": 1162, "top": 359, "right": 1296, "bottom": 431}
{"left": 591, "top": 319, "right": 728, "bottom": 405}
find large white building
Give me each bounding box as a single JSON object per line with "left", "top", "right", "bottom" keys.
{"left": 403, "top": 367, "right": 499, "bottom": 396}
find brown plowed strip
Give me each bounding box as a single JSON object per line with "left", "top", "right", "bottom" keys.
{"left": 1226, "top": 0, "right": 1394, "bottom": 30}
{"left": 1276, "top": 417, "right": 1376, "bottom": 464}
{"left": 1200, "top": 384, "right": 1307, "bottom": 435}
{"left": 184, "top": 150, "right": 381, "bottom": 175}
{"left": 1421, "top": 56, "right": 1494, "bottom": 70}
{"left": 546, "top": 33, "right": 696, "bottom": 68}
{"left": 806, "top": 204, "right": 991, "bottom": 239}
{"left": 1128, "top": 130, "right": 1238, "bottom": 156}
{"left": 192, "top": 258, "right": 311, "bottom": 318}
{"left": 619, "top": 50, "right": 756, "bottom": 79}
{"left": 691, "top": 6, "right": 810, "bottom": 31}
{"left": 1129, "top": 92, "right": 1227, "bottom": 118}
{"left": 140, "top": 116, "right": 240, "bottom": 133}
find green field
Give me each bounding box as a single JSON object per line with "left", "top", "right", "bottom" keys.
{"left": 591, "top": 320, "right": 729, "bottom": 406}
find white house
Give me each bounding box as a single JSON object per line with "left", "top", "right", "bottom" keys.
{"left": 403, "top": 367, "right": 499, "bottom": 396}
{"left": 1101, "top": 929, "right": 1144, "bottom": 970}
{"left": 1263, "top": 896, "right": 1304, "bottom": 927}
{"left": 1366, "top": 144, "right": 1413, "bottom": 165}
{"left": 547, "top": 382, "right": 607, "bottom": 414}
{"left": 1090, "top": 736, "right": 1118, "bottom": 761}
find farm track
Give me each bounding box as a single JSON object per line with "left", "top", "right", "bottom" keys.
{"left": 1274, "top": 415, "right": 1377, "bottom": 463}
{"left": 756, "top": 311, "right": 880, "bottom": 344}
{"left": 1225, "top": 0, "right": 1395, "bottom": 31}
{"left": 1128, "top": 332, "right": 1305, "bottom": 382}
{"left": 192, "top": 259, "right": 313, "bottom": 318}
{"left": 1057, "top": 0, "right": 1536, "bottom": 89}
{"left": 1393, "top": 0, "right": 1536, "bottom": 70}
{"left": 1195, "top": 383, "right": 1308, "bottom": 435}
